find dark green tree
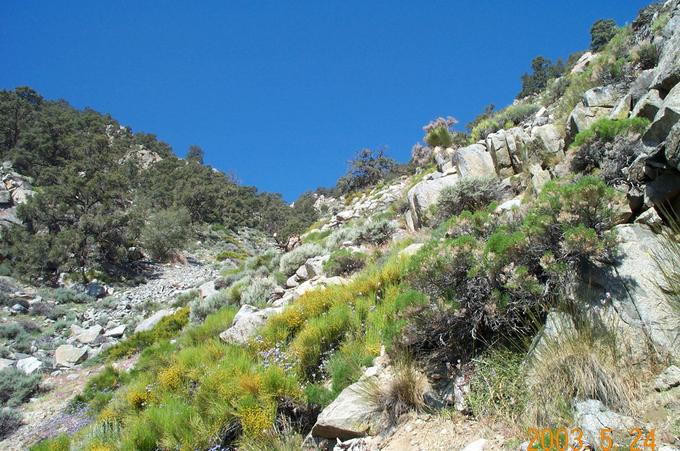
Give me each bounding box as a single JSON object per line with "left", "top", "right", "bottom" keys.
{"left": 186, "top": 145, "right": 204, "bottom": 164}
{"left": 590, "top": 19, "right": 618, "bottom": 51}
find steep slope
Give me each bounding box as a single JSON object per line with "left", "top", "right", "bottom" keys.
{"left": 2, "top": 1, "right": 680, "bottom": 450}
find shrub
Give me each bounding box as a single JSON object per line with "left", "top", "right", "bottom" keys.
{"left": 0, "top": 322, "right": 22, "bottom": 339}
{"left": 470, "top": 103, "right": 540, "bottom": 141}
{"left": 571, "top": 117, "right": 650, "bottom": 148}
{"left": 436, "top": 176, "right": 502, "bottom": 221}
{"left": 335, "top": 148, "right": 397, "bottom": 194}
{"left": 70, "top": 366, "right": 128, "bottom": 414}
{"left": 651, "top": 12, "right": 670, "bottom": 33}
{"left": 325, "top": 227, "right": 360, "bottom": 250}
{"left": 53, "top": 288, "right": 93, "bottom": 304}
{"left": 636, "top": 43, "right": 659, "bottom": 69}
{"left": 0, "top": 368, "right": 41, "bottom": 407}
{"left": 571, "top": 135, "right": 647, "bottom": 184}
{"left": 140, "top": 207, "right": 192, "bottom": 261}
{"left": 278, "top": 243, "right": 323, "bottom": 276}
{"left": 590, "top": 19, "right": 618, "bottom": 51}
{"left": 517, "top": 56, "right": 565, "bottom": 99}
{"left": 356, "top": 220, "right": 395, "bottom": 246}
{"left": 323, "top": 249, "right": 367, "bottom": 277}
{"left": 188, "top": 290, "right": 232, "bottom": 324}
{"left": 0, "top": 408, "right": 23, "bottom": 439}
{"left": 241, "top": 276, "right": 279, "bottom": 308}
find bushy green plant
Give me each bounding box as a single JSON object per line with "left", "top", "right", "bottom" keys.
{"left": 0, "top": 322, "right": 22, "bottom": 339}
{"left": 325, "top": 226, "right": 360, "bottom": 250}
{"left": 335, "top": 148, "right": 398, "bottom": 194}
{"left": 636, "top": 43, "right": 659, "bottom": 69}
{"left": 140, "top": 207, "right": 192, "bottom": 261}
{"left": 436, "top": 176, "right": 502, "bottom": 222}
{"left": 590, "top": 19, "right": 618, "bottom": 51}
{"left": 470, "top": 103, "right": 540, "bottom": 142}
{"left": 572, "top": 117, "right": 650, "bottom": 147}
{"left": 0, "top": 368, "right": 41, "bottom": 407}
{"left": 70, "top": 366, "right": 129, "bottom": 414}
{"left": 241, "top": 275, "right": 279, "bottom": 308}
{"left": 278, "top": 243, "right": 323, "bottom": 276}
{"left": 356, "top": 220, "right": 395, "bottom": 246}
{"left": 323, "top": 249, "right": 367, "bottom": 277}
{"left": 0, "top": 408, "right": 23, "bottom": 439}
{"left": 188, "top": 289, "right": 233, "bottom": 323}
{"left": 53, "top": 288, "right": 94, "bottom": 304}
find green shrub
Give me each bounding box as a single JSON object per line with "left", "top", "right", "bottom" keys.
{"left": 0, "top": 368, "right": 41, "bottom": 407}
{"left": 140, "top": 207, "right": 192, "bottom": 261}
{"left": 0, "top": 322, "right": 22, "bottom": 339}
{"left": 436, "top": 176, "right": 502, "bottom": 222}
{"left": 69, "top": 366, "right": 129, "bottom": 414}
{"left": 651, "top": 12, "right": 670, "bottom": 33}
{"left": 424, "top": 125, "right": 453, "bottom": 148}
{"left": 590, "top": 19, "right": 618, "bottom": 51}
{"left": 470, "top": 103, "right": 540, "bottom": 141}
{"left": 356, "top": 220, "right": 395, "bottom": 246}
{"left": 636, "top": 43, "right": 659, "bottom": 69}
{"left": 0, "top": 407, "right": 22, "bottom": 439}
{"left": 216, "top": 249, "right": 248, "bottom": 262}
{"left": 188, "top": 289, "right": 233, "bottom": 324}
{"left": 325, "top": 226, "right": 360, "bottom": 250}
{"left": 572, "top": 117, "right": 649, "bottom": 147}
{"left": 335, "top": 148, "right": 397, "bottom": 195}
{"left": 53, "top": 288, "right": 94, "bottom": 304}
{"left": 241, "top": 275, "right": 279, "bottom": 308}
{"left": 323, "top": 249, "right": 367, "bottom": 277}
{"left": 278, "top": 243, "right": 323, "bottom": 276}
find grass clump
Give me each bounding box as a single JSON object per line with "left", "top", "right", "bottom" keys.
{"left": 105, "top": 307, "right": 189, "bottom": 360}
{"left": 356, "top": 219, "right": 396, "bottom": 246}
{"left": 571, "top": 117, "right": 650, "bottom": 147}
{"left": 0, "top": 407, "right": 23, "bottom": 439}
{"left": 469, "top": 103, "right": 540, "bottom": 142}
{"left": 69, "top": 366, "right": 129, "bottom": 415}
{"left": 279, "top": 243, "right": 323, "bottom": 276}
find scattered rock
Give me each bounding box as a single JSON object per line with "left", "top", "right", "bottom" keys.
{"left": 632, "top": 89, "right": 663, "bottom": 121}
{"left": 461, "top": 438, "right": 488, "bottom": 451}
{"left": 55, "top": 345, "right": 88, "bottom": 367}
{"left": 573, "top": 399, "right": 635, "bottom": 444}
{"left": 399, "top": 243, "right": 424, "bottom": 258}
{"left": 583, "top": 86, "right": 622, "bottom": 108}
{"left": 85, "top": 282, "right": 106, "bottom": 299}
{"left": 74, "top": 325, "right": 103, "bottom": 344}
{"left": 571, "top": 51, "right": 594, "bottom": 74}
{"left": 16, "top": 356, "right": 43, "bottom": 375}
{"left": 654, "top": 365, "right": 680, "bottom": 392}
{"left": 0, "top": 358, "right": 14, "bottom": 371}
{"left": 407, "top": 172, "right": 459, "bottom": 229}
{"left": 453, "top": 144, "right": 496, "bottom": 178}
{"left": 219, "top": 304, "right": 281, "bottom": 345}
{"left": 104, "top": 324, "right": 126, "bottom": 338}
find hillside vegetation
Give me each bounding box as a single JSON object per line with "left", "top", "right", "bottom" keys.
{"left": 1, "top": 1, "right": 680, "bottom": 450}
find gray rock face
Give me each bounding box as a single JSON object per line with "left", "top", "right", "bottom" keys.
{"left": 0, "top": 186, "right": 11, "bottom": 204}
{"left": 16, "top": 356, "right": 43, "bottom": 374}
{"left": 531, "top": 124, "right": 564, "bottom": 155}
{"left": 529, "top": 164, "right": 551, "bottom": 194}
{"left": 632, "top": 89, "right": 663, "bottom": 121}
{"left": 407, "top": 172, "right": 459, "bottom": 229}
{"left": 219, "top": 304, "right": 282, "bottom": 345}
{"left": 134, "top": 308, "right": 176, "bottom": 333}
{"left": 583, "top": 86, "right": 622, "bottom": 108}
{"left": 654, "top": 365, "right": 680, "bottom": 392}
{"left": 644, "top": 73, "right": 680, "bottom": 145}
{"left": 610, "top": 93, "right": 632, "bottom": 119}
{"left": 571, "top": 51, "right": 594, "bottom": 74}
{"left": 453, "top": 144, "right": 496, "bottom": 179}
{"left": 582, "top": 224, "right": 680, "bottom": 359}
{"left": 566, "top": 103, "right": 611, "bottom": 145}
{"left": 629, "top": 69, "right": 657, "bottom": 104}
{"left": 485, "top": 128, "right": 528, "bottom": 176}
{"left": 651, "top": 7, "right": 680, "bottom": 94}
{"left": 573, "top": 399, "right": 635, "bottom": 444}
{"left": 664, "top": 121, "right": 680, "bottom": 171}
{"left": 398, "top": 243, "right": 424, "bottom": 258}
{"left": 55, "top": 345, "right": 88, "bottom": 366}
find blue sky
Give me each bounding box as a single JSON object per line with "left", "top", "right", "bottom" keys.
{"left": 1, "top": 1, "right": 651, "bottom": 200}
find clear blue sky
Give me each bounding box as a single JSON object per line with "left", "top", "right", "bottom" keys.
{"left": 1, "top": 1, "right": 651, "bottom": 200}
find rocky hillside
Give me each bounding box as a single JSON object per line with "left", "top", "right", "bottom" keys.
{"left": 1, "top": 1, "right": 680, "bottom": 450}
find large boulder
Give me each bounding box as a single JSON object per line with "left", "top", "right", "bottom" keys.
{"left": 581, "top": 224, "right": 680, "bottom": 359}
{"left": 453, "top": 144, "right": 496, "bottom": 178}
{"left": 16, "top": 356, "right": 43, "bottom": 375}
{"left": 407, "top": 172, "right": 460, "bottom": 229}
{"left": 485, "top": 128, "right": 527, "bottom": 176}
{"left": 0, "top": 186, "right": 11, "bottom": 205}
{"left": 663, "top": 121, "right": 680, "bottom": 170}
{"left": 531, "top": 124, "right": 564, "bottom": 155}
{"left": 566, "top": 103, "right": 612, "bottom": 146}
{"left": 651, "top": 7, "right": 680, "bottom": 94}
{"left": 74, "top": 325, "right": 103, "bottom": 344}
{"left": 631, "top": 89, "right": 663, "bottom": 121}
{"left": 629, "top": 69, "right": 656, "bottom": 104}
{"left": 55, "top": 344, "right": 88, "bottom": 366}
{"left": 219, "top": 304, "right": 282, "bottom": 345}
{"left": 583, "top": 86, "right": 622, "bottom": 108}
{"left": 198, "top": 280, "right": 217, "bottom": 299}
{"left": 134, "top": 308, "right": 176, "bottom": 333}
{"left": 570, "top": 51, "right": 594, "bottom": 74}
